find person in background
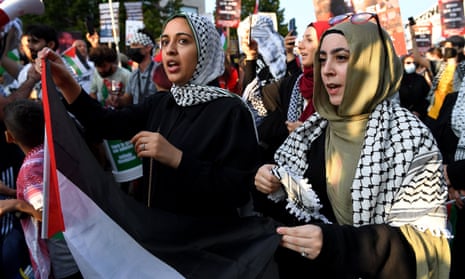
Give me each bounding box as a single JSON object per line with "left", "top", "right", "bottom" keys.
{"left": 255, "top": 14, "right": 450, "bottom": 278}
{"left": 151, "top": 63, "right": 172, "bottom": 92}
{"left": 240, "top": 15, "right": 288, "bottom": 127}
{"left": 68, "top": 39, "right": 95, "bottom": 94}
{"left": 442, "top": 75, "right": 465, "bottom": 279}
{"left": 0, "top": 121, "right": 31, "bottom": 279}
{"left": 399, "top": 53, "right": 430, "bottom": 120}
{"left": 88, "top": 45, "right": 131, "bottom": 108}
{"left": 218, "top": 53, "right": 240, "bottom": 95}
{"left": 410, "top": 25, "right": 461, "bottom": 123}
{"left": 1, "top": 99, "right": 82, "bottom": 279}
{"left": 126, "top": 29, "right": 157, "bottom": 104}
{"left": 2, "top": 24, "right": 59, "bottom": 102}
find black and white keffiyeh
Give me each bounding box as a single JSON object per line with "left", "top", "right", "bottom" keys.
{"left": 166, "top": 13, "right": 233, "bottom": 107}
{"left": 271, "top": 100, "right": 449, "bottom": 236}
{"left": 287, "top": 74, "right": 304, "bottom": 122}
{"left": 251, "top": 16, "right": 286, "bottom": 80}
{"left": 452, "top": 78, "right": 465, "bottom": 160}
{"left": 128, "top": 32, "right": 154, "bottom": 47}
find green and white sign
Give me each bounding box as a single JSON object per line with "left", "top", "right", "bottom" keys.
{"left": 104, "top": 139, "right": 142, "bottom": 183}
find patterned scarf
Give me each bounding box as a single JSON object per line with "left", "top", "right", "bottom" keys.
{"left": 312, "top": 23, "right": 403, "bottom": 224}
{"left": 270, "top": 22, "right": 448, "bottom": 235}
{"left": 16, "top": 145, "right": 51, "bottom": 279}
{"left": 241, "top": 16, "right": 286, "bottom": 125}
{"left": 452, "top": 78, "right": 465, "bottom": 160}
{"left": 250, "top": 16, "right": 286, "bottom": 80}
{"left": 166, "top": 14, "right": 234, "bottom": 107}
{"left": 272, "top": 101, "right": 449, "bottom": 236}
{"left": 427, "top": 62, "right": 455, "bottom": 119}
{"left": 287, "top": 75, "right": 304, "bottom": 122}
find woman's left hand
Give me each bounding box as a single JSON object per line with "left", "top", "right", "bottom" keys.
{"left": 277, "top": 224, "right": 323, "bottom": 259}
{"left": 131, "top": 131, "right": 183, "bottom": 169}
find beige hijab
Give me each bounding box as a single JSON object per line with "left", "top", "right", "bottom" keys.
{"left": 313, "top": 22, "right": 403, "bottom": 224}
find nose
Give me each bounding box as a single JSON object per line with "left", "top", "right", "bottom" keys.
{"left": 164, "top": 40, "right": 177, "bottom": 55}
{"left": 321, "top": 60, "right": 335, "bottom": 76}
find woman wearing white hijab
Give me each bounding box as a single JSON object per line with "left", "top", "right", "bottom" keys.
{"left": 35, "top": 13, "right": 281, "bottom": 278}
{"left": 50, "top": 13, "right": 258, "bottom": 216}
{"left": 255, "top": 14, "right": 450, "bottom": 278}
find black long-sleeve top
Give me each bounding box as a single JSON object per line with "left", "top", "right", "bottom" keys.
{"left": 447, "top": 159, "right": 465, "bottom": 190}
{"left": 68, "top": 91, "right": 260, "bottom": 217}
{"left": 272, "top": 130, "right": 417, "bottom": 279}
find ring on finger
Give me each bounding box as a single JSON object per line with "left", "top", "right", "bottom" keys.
{"left": 301, "top": 247, "right": 308, "bottom": 257}
{"left": 142, "top": 143, "right": 145, "bottom": 151}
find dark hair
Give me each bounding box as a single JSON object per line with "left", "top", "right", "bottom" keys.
{"left": 446, "top": 35, "right": 465, "bottom": 49}
{"left": 24, "top": 24, "right": 59, "bottom": 51}
{"left": 3, "top": 99, "right": 44, "bottom": 149}
{"left": 89, "top": 45, "right": 118, "bottom": 66}
{"left": 427, "top": 47, "right": 443, "bottom": 59}
{"left": 444, "top": 47, "right": 457, "bottom": 59}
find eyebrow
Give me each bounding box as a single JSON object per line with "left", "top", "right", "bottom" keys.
{"left": 160, "top": 32, "right": 194, "bottom": 39}
{"left": 319, "top": 47, "right": 350, "bottom": 55}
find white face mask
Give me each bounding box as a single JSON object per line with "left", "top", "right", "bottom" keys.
{"left": 404, "top": 63, "right": 416, "bottom": 74}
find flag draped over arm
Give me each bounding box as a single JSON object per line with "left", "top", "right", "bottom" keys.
{"left": 40, "top": 60, "right": 281, "bottom": 278}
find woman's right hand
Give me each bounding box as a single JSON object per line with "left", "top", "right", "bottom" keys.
{"left": 254, "top": 164, "right": 282, "bottom": 194}
{"left": 286, "top": 120, "right": 303, "bottom": 133}
{"left": 35, "top": 48, "right": 81, "bottom": 103}
{"left": 241, "top": 30, "right": 258, "bottom": 60}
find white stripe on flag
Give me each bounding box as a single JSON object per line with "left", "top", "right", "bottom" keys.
{"left": 57, "top": 171, "right": 184, "bottom": 279}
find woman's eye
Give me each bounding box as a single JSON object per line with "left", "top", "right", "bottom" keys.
{"left": 336, "top": 55, "right": 349, "bottom": 61}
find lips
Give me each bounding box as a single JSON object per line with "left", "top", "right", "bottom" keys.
{"left": 165, "top": 60, "right": 180, "bottom": 73}
{"left": 325, "top": 83, "right": 341, "bottom": 95}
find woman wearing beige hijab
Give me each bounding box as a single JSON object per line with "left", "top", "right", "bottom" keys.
{"left": 255, "top": 13, "right": 450, "bottom": 278}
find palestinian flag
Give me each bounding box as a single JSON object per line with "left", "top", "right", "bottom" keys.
{"left": 61, "top": 46, "right": 88, "bottom": 78}
{"left": 40, "top": 60, "right": 280, "bottom": 278}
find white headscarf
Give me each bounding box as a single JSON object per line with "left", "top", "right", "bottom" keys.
{"left": 165, "top": 13, "right": 233, "bottom": 107}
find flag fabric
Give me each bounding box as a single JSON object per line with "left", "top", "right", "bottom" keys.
{"left": 40, "top": 60, "right": 281, "bottom": 278}
{"left": 61, "top": 46, "right": 88, "bottom": 77}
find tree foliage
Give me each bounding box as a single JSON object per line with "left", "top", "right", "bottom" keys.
{"left": 19, "top": 0, "right": 183, "bottom": 49}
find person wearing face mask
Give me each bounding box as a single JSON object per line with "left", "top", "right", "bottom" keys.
{"left": 399, "top": 54, "right": 430, "bottom": 120}
{"left": 88, "top": 45, "right": 131, "bottom": 108}
{"left": 126, "top": 29, "right": 158, "bottom": 104}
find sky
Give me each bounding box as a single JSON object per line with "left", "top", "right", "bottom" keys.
{"left": 205, "top": 0, "right": 438, "bottom": 37}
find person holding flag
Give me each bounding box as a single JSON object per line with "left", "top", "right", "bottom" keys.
{"left": 33, "top": 12, "right": 280, "bottom": 278}
{"left": 1, "top": 99, "right": 82, "bottom": 279}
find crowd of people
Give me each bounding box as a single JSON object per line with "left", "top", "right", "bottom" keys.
{"left": 0, "top": 8, "right": 463, "bottom": 279}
